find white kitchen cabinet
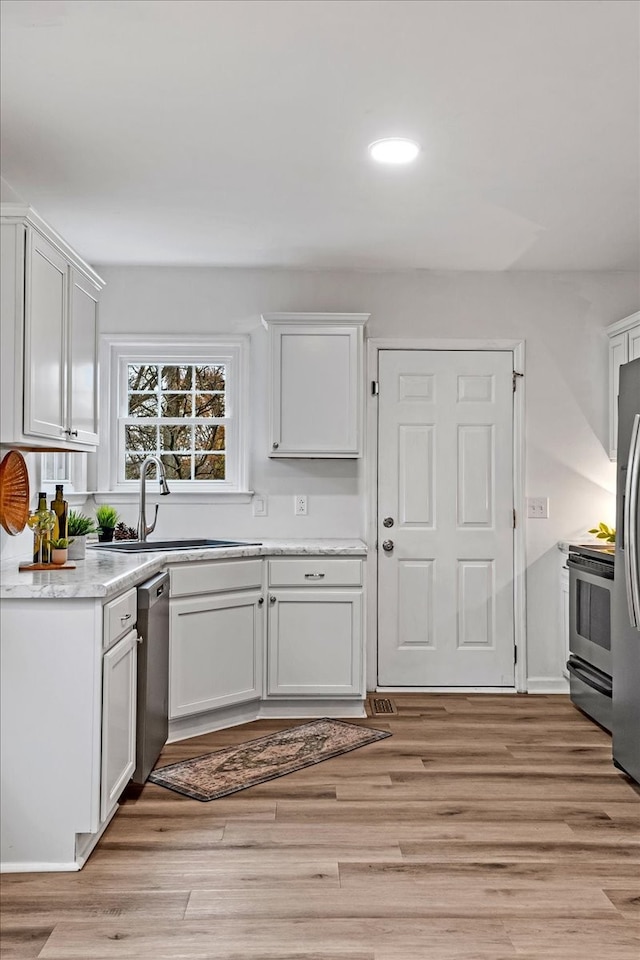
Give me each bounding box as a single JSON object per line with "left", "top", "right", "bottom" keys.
{"left": 607, "top": 312, "right": 640, "bottom": 460}
{"left": 101, "top": 629, "right": 138, "bottom": 822}
{"left": 266, "top": 558, "right": 363, "bottom": 697}
{"left": 0, "top": 205, "right": 104, "bottom": 451}
{"left": 261, "top": 312, "right": 369, "bottom": 458}
{"left": 170, "top": 590, "right": 263, "bottom": 717}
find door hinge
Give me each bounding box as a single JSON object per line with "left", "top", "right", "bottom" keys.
{"left": 513, "top": 371, "right": 524, "bottom": 392}
{"left": 514, "top": 645, "right": 518, "bottom": 665}
{"left": 513, "top": 509, "right": 517, "bottom": 529}
{"left": 371, "top": 380, "right": 379, "bottom": 396}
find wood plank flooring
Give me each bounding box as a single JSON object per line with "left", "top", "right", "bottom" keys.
{"left": 1, "top": 694, "right": 639, "bottom": 959}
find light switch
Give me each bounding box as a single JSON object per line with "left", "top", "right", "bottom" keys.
{"left": 252, "top": 495, "right": 267, "bottom": 517}
{"left": 527, "top": 497, "right": 549, "bottom": 519}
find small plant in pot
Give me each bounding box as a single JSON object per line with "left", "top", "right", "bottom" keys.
{"left": 95, "top": 505, "right": 120, "bottom": 543}
{"left": 50, "top": 538, "right": 70, "bottom": 565}
{"left": 67, "top": 510, "right": 96, "bottom": 560}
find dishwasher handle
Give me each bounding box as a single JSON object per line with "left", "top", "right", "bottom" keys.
{"left": 137, "top": 571, "right": 170, "bottom": 610}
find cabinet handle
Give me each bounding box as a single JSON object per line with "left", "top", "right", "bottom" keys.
{"left": 272, "top": 441, "right": 279, "bottom": 450}
{"left": 120, "top": 613, "right": 132, "bottom": 622}
{"left": 258, "top": 597, "right": 264, "bottom": 606}
{"left": 304, "top": 573, "right": 325, "bottom": 579}
{"left": 65, "top": 428, "right": 79, "bottom": 437}
{"left": 269, "top": 595, "right": 277, "bottom": 604}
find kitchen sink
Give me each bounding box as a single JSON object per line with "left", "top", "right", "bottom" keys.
{"left": 90, "top": 538, "right": 261, "bottom": 553}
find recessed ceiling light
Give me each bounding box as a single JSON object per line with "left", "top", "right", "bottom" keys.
{"left": 368, "top": 138, "right": 420, "bottom": 164}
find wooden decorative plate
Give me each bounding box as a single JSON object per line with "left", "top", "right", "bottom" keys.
{"left": 0, "top": 451, "right": 30, "bottom": 535}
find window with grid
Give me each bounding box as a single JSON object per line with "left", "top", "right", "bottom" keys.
{"left": 108, "top": 337, "right": 248, "bottom": 492}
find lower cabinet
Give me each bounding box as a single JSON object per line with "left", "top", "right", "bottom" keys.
{"left": 101, "top": 628, "right": 138, "bottom": 821}
{"left": 267, "top": 588, "right": 363, "bottom": 696}
{"left": 170, "top": 590, "right": 263, "bottom": 717}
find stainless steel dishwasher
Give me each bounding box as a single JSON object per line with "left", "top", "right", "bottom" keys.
{"left": 133, "top": 571, "right": 170, "bottom": 784}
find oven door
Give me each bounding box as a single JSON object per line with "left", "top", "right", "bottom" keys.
{"left": 568, "top": 559, "right": 613, "bottom": 676}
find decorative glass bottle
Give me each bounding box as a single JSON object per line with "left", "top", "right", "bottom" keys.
{"left": 50, "top": 484, "right": 68, "bottom": 542}
{"left": 30, "top": 492, "right": 56, "bottom": 564}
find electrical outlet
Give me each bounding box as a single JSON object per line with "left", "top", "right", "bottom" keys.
{"left": 295, "top": 495, "right": 308, "bottom": 516}
{"left": 527, "top": 497, "right": 549, "bottom": 519}
{"left": 252, "top": 495, "right": 267, "bottom": 517}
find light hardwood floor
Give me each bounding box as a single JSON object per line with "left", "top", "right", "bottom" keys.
{"left": 1, "top": 694, "right": 639, "bottom": 959}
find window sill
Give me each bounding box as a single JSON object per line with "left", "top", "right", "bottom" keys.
{"left": 92, "top": 490, "right": 255, "bottom": 505}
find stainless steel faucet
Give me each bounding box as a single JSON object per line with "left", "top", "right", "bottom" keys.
{"left": 137, "top": 456, "right": 170, "bottom": 542}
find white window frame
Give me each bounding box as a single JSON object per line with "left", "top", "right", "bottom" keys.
{"left": 97, "top": 335, "right": 251, "bottom": 502}
{"left": 39, "top": 452, "right": 89, "bottom": 506}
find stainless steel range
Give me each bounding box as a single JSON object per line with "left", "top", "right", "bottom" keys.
{"left": 567, "top": 544, "right": 614, "bottom": 732}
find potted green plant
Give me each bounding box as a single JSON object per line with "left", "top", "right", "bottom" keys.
{"left": 588, "top": 521, "right": 616, "bottom": 543}
{"left": 50, "top": 538, "right": 70, "bottom": 565}
{"left": 95, "top": 505, "right": 120, "bottom": 543}
{"left": 67, "top": 510, "right": 96, "bottom": 560}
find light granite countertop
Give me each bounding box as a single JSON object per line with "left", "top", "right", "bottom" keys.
{"left": 0, "top": 539, "right": 368, "bottom": 600}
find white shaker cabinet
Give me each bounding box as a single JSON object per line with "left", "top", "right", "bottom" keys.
{"left": 101, "top": 629, "right": 137, "bottom": 821}
{"left": 0, "top": 205, "right": 104, "bottom": 451}
{"left": 169, "top": 559, "right": 264, "bottom": 718}
{"left": 266, "top": 558, "right": 364, "bottom": 697}
{"left": 607, "top": 312, "right": 640, "bottom": 460}
{"left": 261, "top": 313, "right": 369, "bottom": 458}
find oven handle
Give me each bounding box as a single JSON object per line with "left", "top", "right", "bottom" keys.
{"left": 623, "top": 413, "right": 640, "bottom": 629}
{"left": 566, "top": 557, "right": 614, "bottom": 580}
{"left": 567, "top": 659, "right": 612, "bottom": 697}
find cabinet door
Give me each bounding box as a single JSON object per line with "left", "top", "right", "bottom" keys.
{"left": 269, "top": 324, "right": 362, "bottom": 457}
{"left": 68, "top": 269, "right": 99, "bottom": 445}
{"left": 267, "top": 589, "right": 363, "bottom": 696}
{"left": 24, "top": 230, "right": 67, "bottom": 441}
{"left": 101, "top": 629, "right": 137, "bottom": 821}
{"left": 170, "top": 591, "right": 263, "bottom": 718}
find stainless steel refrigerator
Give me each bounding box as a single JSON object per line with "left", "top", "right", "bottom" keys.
{"left": 613, "top": 357, "right": 640, "bottom": 783}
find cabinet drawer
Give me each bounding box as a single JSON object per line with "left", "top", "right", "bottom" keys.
{"left": 170, "top": 559, "right": 263, "bottom": 598}
{"left": 268, "top": 558, "right": 362, "bottom": 587}
{"left": 103, "top": 588, "right": 137, "bottom": 650}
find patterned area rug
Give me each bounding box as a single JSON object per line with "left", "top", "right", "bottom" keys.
{"left": 149, "top": 718, "right": 391, "bottom": 801}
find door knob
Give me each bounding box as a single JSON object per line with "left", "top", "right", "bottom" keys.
{"left": 382, "top": 540, "right": 394, "bottom": 552}
{"left": 258, "top": 597, "right": 264, "bottom": 606}
{"left": 269, "top": 595, "right": 277, "bottom": 604}
{"left": 383, "top": 517, "right": 394, "bottom": 528}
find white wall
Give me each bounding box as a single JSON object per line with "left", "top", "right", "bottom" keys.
{"left": 95, "top": 266, "right": 638, "bottom": 687}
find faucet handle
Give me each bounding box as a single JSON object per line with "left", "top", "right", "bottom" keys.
{"left": 146, "top": 503, "right": 159, "bottom": 537}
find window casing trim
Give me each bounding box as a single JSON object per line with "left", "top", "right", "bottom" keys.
{"left": 98, "top": 334, "right": 251, "bottom": 495}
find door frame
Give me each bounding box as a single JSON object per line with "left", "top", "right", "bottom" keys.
{"left": 365, "top": 338, "right": 526, "bottom": 693}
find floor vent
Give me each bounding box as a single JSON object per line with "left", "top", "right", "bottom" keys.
{"left": 368, "top": 696, "right": 398, "bottom": 716}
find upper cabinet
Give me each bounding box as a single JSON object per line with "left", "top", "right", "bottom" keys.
{"left": 607, "top": 312, "right": 640, "bottom": 460}
{"left": 1, "top": 205, "right": 104, "bottom": 452}
{"left": 261, "top": 312, "right": 369, "bottom": 458}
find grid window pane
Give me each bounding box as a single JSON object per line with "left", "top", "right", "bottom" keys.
{"left": 125, "top": 424, "right": 157, "bottom": 451}
{"left": 195, "top": 424, "right": 225, "bottom": 451}
{"left": 160, "top": 425, "right": 192, "bottom": 451}
{"left": 195, "top": 365, "right": 225, "bottom": 391}
{"left": 125, "top": 454, "right": 147, "bottom": 480}
{"left": 195, "top": 393, "right": 225, "bottom": 417}
{"left": 128, "top": 364, "right": 158, "bottom": 391}
{"left": 194, "top": 454, "right": 225, "bottom": 480}
{"left": 161, "top": 365, "right": 193, "bottom": 391}
{"left": 128, "top": 393, "right": 158, "bottom": 417}
{"left": 161, "top": 393, "right": 192, "bottom": 417}
{"left": 160, "top": 454, "right": 192, "bottom": 480}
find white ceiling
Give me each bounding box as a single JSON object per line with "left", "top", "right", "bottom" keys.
{"left": 1, "top": 0, "right": 638, "bottom": 270}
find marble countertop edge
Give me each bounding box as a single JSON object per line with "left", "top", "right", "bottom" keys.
{"left": 0, "top": 539, "right": 368, "bottom": 600}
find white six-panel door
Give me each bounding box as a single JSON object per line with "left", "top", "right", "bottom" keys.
{"left": 377, "top": 350, "right": 515, "bottom": 687}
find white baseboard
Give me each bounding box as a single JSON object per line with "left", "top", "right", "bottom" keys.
{"left": 1, "top": 861, "right": 80, "bottom": 873}
{"left": 526, "top": 678, "right": 570, "bottom": 694}
{"left": 376, "top": 686, "right": 519, "bottom": 694}
{"left": 168, "top": 697, "right": 366, "bottom": 742}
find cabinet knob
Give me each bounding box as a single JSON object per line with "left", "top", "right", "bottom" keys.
{"left": 382, "top": 540, "right": 394, "bottom": 553}
{"left": 272, "top": 441, "right": 279, "bottom": 450}
{"left": 269, "top": 595, "right": 277, "bottom": 604}
{"left": 383, "top": 517, "right": 394, "bottom": 528}
{"left": 258, "top": 597, "right": 264, "bottom": 606}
